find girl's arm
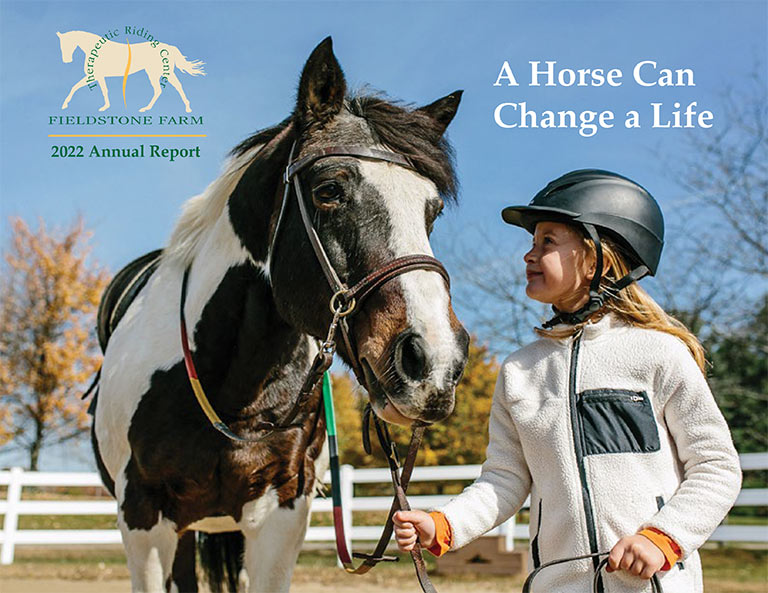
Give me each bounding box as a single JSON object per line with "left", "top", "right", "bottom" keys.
{"left": 436, "top": 366, "right": 532, "bottom": 550}
{"left": 642, "top": 342, "right": 742, "bottom": 557}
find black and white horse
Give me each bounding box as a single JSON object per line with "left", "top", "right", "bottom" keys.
{"left": 92, "top": 37, "right": 468, "bottom": 592}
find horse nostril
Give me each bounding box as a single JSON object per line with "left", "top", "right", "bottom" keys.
{"left": 450, "top": 362, "right": 465, "bottom": 385}
{"left": 397, "top": 332, "right": 430, "bottom": 382}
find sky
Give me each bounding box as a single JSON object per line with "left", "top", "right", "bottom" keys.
{"left": 0, "top": 0, "right": 766, "bottom": 470}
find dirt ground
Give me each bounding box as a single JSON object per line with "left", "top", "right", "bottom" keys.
{"left": 1, "top": 565, "right": 525, "bottom": 593}
{"left": 1, "top": 546, "right": 766, "bottom": 593}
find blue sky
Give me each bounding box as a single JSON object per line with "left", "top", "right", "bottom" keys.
{"left": 0, "top": 0, "right": 766, "bottom": 469}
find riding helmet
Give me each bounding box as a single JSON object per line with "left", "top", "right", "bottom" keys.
{"left": 502, "top": 169, "right": 665, "bottom": 326}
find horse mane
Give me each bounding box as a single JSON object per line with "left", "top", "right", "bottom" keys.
{"left": 163, "top": 91, "right": 458, "bottom": 267}
{"left": 164, "top": 121, "right": 290, "bottom": 266}
{"left": 232, "top": 93, "right": 459, "bottom": 201}
{"left": 345, "top": 93, "right": 458, "bottom": 203}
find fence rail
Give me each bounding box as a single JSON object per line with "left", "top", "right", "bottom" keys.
{"left": 1, "top": 453, "right": 766, "bottom": 565}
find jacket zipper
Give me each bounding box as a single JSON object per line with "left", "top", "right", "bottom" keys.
{"left": 531, "top": 498, "right": 543, "bottom": 569}
{"left": 568, "top": 332, "right": 604, "bottom": 593}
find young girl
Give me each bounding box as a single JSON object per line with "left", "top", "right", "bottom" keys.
{"left": 393, "top": 170, "right": 742, "bottom": 592}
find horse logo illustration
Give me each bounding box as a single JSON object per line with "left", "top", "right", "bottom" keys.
{"left": 57, "top": 30, "right": 205, "bottom": 113}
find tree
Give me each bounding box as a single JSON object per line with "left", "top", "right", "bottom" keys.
{"left": 670, "top": 68, "right": 767, "bottom": 280}
{"left": 0, "top": 217, "right": 108, "bottom": 470}
{"left": 438, "top": 222, "right": 549, "bottom": 356}
{"left": 706, "top": 295, "right": 768, "bottom": 454}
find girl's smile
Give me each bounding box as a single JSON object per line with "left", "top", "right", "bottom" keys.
{"left": 523, "top": 221, "right": 595, "bottom": 312}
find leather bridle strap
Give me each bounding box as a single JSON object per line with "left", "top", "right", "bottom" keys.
{"left": 284, "top": 141, "right": 450, "bottom": 390}
{"left": 522, "top": 551, "right": 663, "bottom": 593}
{"left": 324, "top": 384, "right": 437, "bottom": 592}
{"left": 286, "top": 146, "right": 413, "bottom": 180}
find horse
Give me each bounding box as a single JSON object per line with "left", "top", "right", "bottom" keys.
{"left": 57, "top": 30, "right": 205, "bottom": 113}
{"left": 90, "top": 37, "right": 468, "bottom": 592}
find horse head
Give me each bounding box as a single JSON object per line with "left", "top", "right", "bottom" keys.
{"left": 56, "top": 31, "right": 77, "bottom": 64}
{"left": 232, "top": 38, "right": 469, "bottom": 426}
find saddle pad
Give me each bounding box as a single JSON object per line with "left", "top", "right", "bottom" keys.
{"left": 97, "top": 249, "right": 163, "bottom": 352}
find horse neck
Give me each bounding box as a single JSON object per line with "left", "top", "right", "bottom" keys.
{"left": 70, "top": 31, "right": 100, "bottom": 50}
{"left": 183, "top": 185, "right": 308, "bottom": 414}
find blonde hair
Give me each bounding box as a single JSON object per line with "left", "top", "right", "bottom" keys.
{"left": 534, "top": 229, "right": 707, "bottom": 373}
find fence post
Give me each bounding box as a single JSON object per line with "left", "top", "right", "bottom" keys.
{"left": 501, "top": 514, "right": 516, "bottom": 551}
{"left": 340, "top": 464, "right": 354, "bottom": 566}
{"left": 1, "top": 466, "right": 23, "bottom": 565}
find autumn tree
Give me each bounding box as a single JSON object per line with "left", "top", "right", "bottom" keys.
{"left": 0, "top": 217, "right": 108, "bottom": 470}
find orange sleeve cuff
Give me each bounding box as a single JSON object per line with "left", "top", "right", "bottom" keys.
{"left": 639, "top": 527, "right": 682, "bottom": 571}
{"left": 426, "top": 511, "right": 453, "bottom": 557}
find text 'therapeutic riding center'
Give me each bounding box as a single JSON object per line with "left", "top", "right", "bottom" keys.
{"left": 50, "top": 26, "right": 206, "bottom": 162}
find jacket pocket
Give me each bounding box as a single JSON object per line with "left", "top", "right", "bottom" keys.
{"left": 578, "top": 389, "right": 660, "bottom": 455}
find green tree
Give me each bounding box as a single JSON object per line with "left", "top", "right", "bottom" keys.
{"left": 706, "top": 295, "right": 768, "bottom": 454}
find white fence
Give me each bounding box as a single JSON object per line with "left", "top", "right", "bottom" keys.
{"left": 1, "top": 453, "right": 767, "bottom": 565}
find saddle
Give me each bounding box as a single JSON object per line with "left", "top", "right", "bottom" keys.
{"left": 96, "top": 249, "right": 164, "bottom": 352}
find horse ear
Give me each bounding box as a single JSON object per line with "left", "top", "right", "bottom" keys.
{"left": 296, "top": 37, "right": 347, "bottom": 127}
{"left": 417, "top": 90, "right": 463, "bottom": 136}
{"left": 56, "top": 31, "right": 62, "bottom": 37}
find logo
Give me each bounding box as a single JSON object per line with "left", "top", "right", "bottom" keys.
{"left": 57, "top": 29, "right": 205, "bottom": 113}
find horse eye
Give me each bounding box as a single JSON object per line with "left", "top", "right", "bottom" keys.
{"left": 312, "top": 182, "right": 342, "bottom": 204}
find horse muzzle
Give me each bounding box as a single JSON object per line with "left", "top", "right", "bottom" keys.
{"left": 361, "top": 324, "right": 469, "bottom": 426}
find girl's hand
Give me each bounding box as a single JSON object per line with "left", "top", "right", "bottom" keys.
{"left": 607, "top": 534, "right": 666, "bottom": 579}
{"left": 393, "top": 510, "right": 436, "bottom": 551}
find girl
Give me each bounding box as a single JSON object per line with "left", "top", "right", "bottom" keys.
{"left": 393, "top": 169, "right": 742, "bottom": 592}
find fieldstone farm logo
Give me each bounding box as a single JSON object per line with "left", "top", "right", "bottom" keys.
{"left": 57, "top": 29, "right": 205, "bottom": 113}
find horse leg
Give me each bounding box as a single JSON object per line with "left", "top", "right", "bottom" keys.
{"left": 117, "top": 473, "right": 178, "bottom": 592}
{"left": 165, "top": 71, "right": 192, "bottom": 113}
{"left": 171, "top": 530, "right": 198, "bottom": 593}
{"left": 240, "top": 494, "right": 312, "bottom": 593}
{"left": 96, "top": 77, "right": 110, "bottom": 111}
{"left": 62, "top": 76, "right": 89, "bottom": 109}
{"left": 140, "top": 74, "right": 163, "bottom": 112}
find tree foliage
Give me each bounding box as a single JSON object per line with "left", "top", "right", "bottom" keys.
{"left": 0, "top": 217, "right": 108, "bottom": 470}
{"left": 706, "top": 295, "right": 768, "bottom": 454}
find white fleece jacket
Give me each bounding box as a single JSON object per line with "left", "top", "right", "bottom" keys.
{"left": 437, "top": 313, "right": 742, "bottom": 593}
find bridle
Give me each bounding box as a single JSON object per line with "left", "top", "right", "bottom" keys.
{"left": 272, "top": 141, "right": 450, "bottom": 389}
{"left": 180, "top": 139, "right": 451, "bottom": 592}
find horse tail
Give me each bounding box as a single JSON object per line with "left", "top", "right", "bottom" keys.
{"left": 198, "top": 531, "right": 244, "bottom": 592}
{"left": 172, "top": 47, "right": 206, "bottom": 76}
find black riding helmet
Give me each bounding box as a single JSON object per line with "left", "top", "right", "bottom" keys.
{"left": 502, "top": 169, "right": 664, "bottom": 327}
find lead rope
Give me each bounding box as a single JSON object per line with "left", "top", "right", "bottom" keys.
{"left": 522, "top": 551, "right": 663, "bottom": 593}
{"left": 323, "top": 373, "right": 438, "bottom": 593}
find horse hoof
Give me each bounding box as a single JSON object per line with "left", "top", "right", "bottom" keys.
{"left": 185, "top": 106, "right": 192, "bottom": 113}
{"left": 61, "top": 103, "right": 68, "bottom": 110}
{"left": 99, "top": 105, "right": 109, "bottom": 112}
{"left": 139, "top": 107, "right": 149, "bottom": 112}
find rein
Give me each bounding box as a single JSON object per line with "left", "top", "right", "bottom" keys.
{"left": 522, "top": 552, "right": 664, "bottom": 593}
{"left": 179, "top": 140, "right": 447, "bottom": 591}
{"left": 323, "top": 375, "right": 437, "bottom": 592}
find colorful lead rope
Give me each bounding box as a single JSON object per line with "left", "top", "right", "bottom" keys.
{"left": 322, "top": 371, "right": 357, "bottom": 568}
